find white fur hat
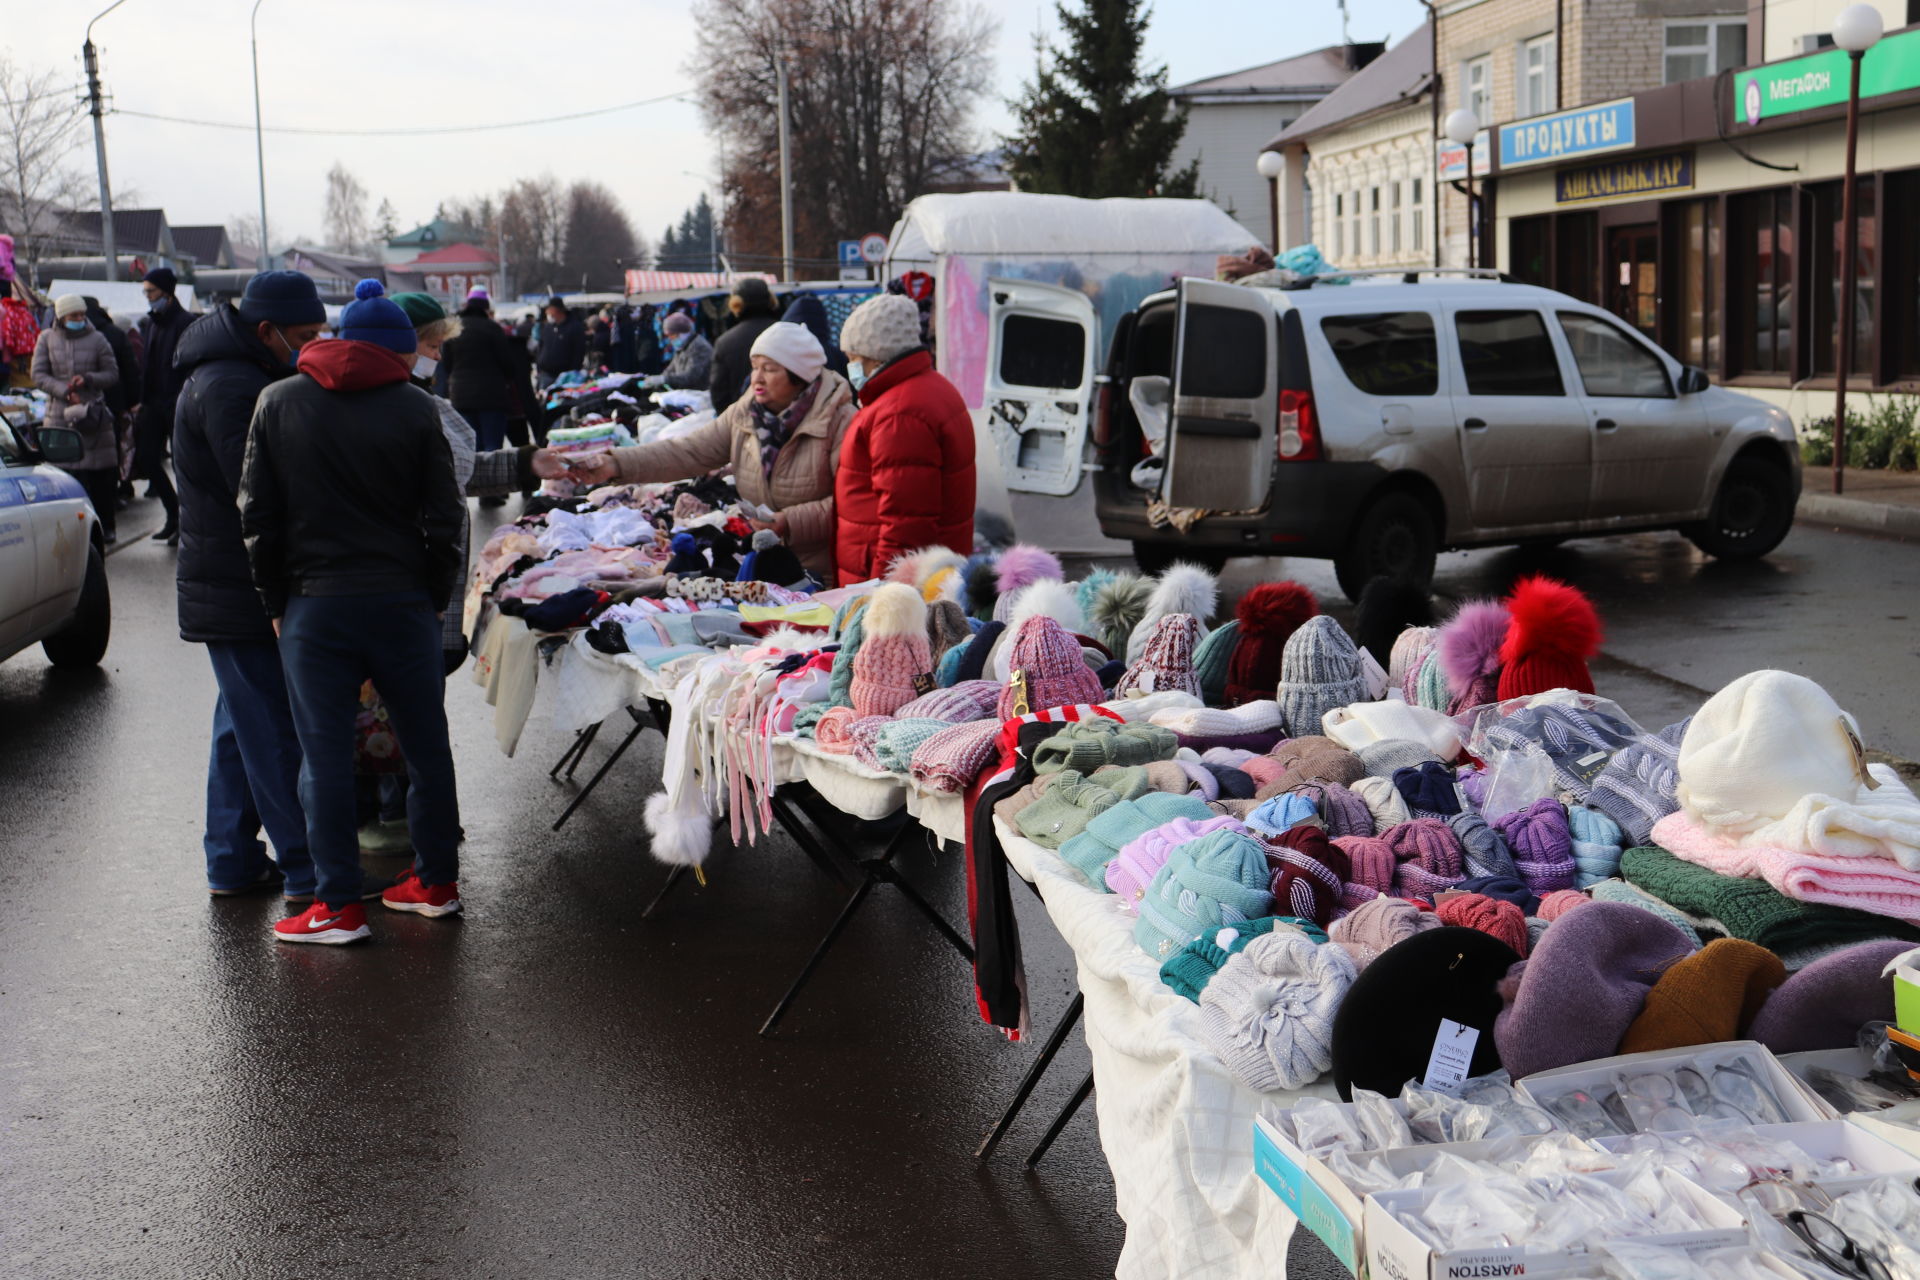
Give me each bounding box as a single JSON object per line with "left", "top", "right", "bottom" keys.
{"left": 749, "top": 321, "right": 826, "bottom": 384}
{"left": 1677, "top": 670, "right": 1864, "bottom": 835}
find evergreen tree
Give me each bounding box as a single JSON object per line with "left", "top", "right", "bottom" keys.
{"left": 1002, "top": 0, "right": 1199, "bottom": 198}
{"left": 656, "top": 195, "right": 718, "bottom": 271}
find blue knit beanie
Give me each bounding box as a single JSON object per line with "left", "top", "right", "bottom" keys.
{"left": 1060, "top": 791, "right": 1213, "bottom": 889}
{"left": 238, "top": 270, "right": 325, "bottom": 326}
{"left": 1569, "top": 805, "right": 1625, "bottom": 887}
{"left": 338, "top": 279, "right": 416, "bottom": 353}
{"left": 1133, "top": 829, "right": 1274, "bottom": 960}
{"left": 1246, "top": 791, "right": 1319, "bottom": 838}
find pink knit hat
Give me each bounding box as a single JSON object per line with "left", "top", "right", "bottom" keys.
{"left": 1536, "top": 889, "right": 1590, "bottom": 921}
{"left": 1329, "top": 896, "right": 1442, "bottom": 969}
{"left": 1334, "top": 834, "right": 1397, "bottom": 909}
{"left": 1114, "top": 613, "right": 1202, "bottom": 699}
{"left": 851, "top": 584, "right": 933, "bottom": 719}
{"left": 997, "top": 615, "right": 1102, "bottom": 719}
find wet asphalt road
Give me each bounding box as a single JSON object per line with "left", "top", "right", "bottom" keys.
{"left": 2, "top": 499, "right": 1915, "bottom": 1279}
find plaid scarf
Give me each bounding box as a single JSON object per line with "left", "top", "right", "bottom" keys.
{"left": 748, "top": 379, "right": 822, "bottom": 483}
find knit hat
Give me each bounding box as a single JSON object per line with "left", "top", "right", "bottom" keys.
{"left": 840, "top": 293, "right": 924, "bottom": 364}
{"left": 1226, "top": 581, "right": 1319, "bottom": 706}
{"left": 1391, "top": 626, "right": 1439, "bottom": 703}
{"left": 465, "top": 285, "right": 490, "bottom": 302}
{"left": 952, "top": 619, "right": 1004, "bottom": 686}
{"left": 53, "top": 293, "right": 88, "bottom": 319}
{"left": 1245, "top": 791, "right": 1319, "bottom": 837}
{"left": 1276, "top": 617, "right": 1367, "bottom": 738}
{"left": 1588, "top": 718, "right": 1690, "bottom": 846}
{"left": 1388, "top": 818, "right": 1467, "bottom": 900}
{"left": 1201, "top": 930, "right": 1357, "bottom": 1092}
{"left": 1493, "top": 901, "right": 1695, "bottom": 1078}
{"left": 1191, "top": 619, "right": 1240, "bottom": 706}
{"left": 1107, "top": 814, "right": 1246, "bottom": 901}
{"left": 925, "top": 599, "right": 971, "bottom": 664}
{"left": 1414, "top": 650, "right": 1453, "bottom": 713}
{"left": 1060, "top": 791, "right": 1215, "bottom": 887}
{"left": 1677, "top": 671, "right": 1867, "bottom": 837}
{"left": 1331, "top": 926, "right": 1518, "bottom": 1099}
{"left": 1015, "top": 770, "right": 1124, "bottom": 848}
{"left": 1494, "top": 798, "right": 1577, "bottom": 894}
{"left": 1496, "top": 576, "right": 1602, "bottom": 701}
{"left": 238, "top": 270, "right": 325, "bottom": 326}
{"left": 1328, "top": 896, "right": 1442, "bottom": 970}
{"left": 339, "top": 279, "right": 417, "bottom": 353}
{"left": 143, "top": 266, "right": 178, "bottom": 294}
{"left": 1618, "top": 938, "right": 1786, "bottom": 1054}
{"left": 998, "top": 616, "right": 1102, "bottom": 719}
{"left": 1450, "top": 811, "right": 1518, "bottom": 879}
{"left": 1748, "top": 939, "right": 1914, "bottom": 1053}
{"left": 1437, "top": 893, "right": 1531, "bottom": 958}
{"left": 1265, "top": 825, "right": 1352, "bottom": 926}
{"left": 1267, "top": 735, "right": 1367, "bottom": 791}
{"left": 1352, "top": 776, "right": 1412, "bottom": 832}
{"left": 1588, "top": 877, "right": 1705, "bottom": 948}
{"left": 1032, "top": 719, "right": 1176, "bottom": 775}
{"left": 1115, "top": 613, "right": 1202, "bottom": 699}
{"left": 1288, "top": 782, "right": 1374, "bottom": 839}
{"left": 1333, "top": 834, "right": 1398, "bottom": 908}
{"left": 850, "top": 584, "right": 932, "bottom": 719}
{"left": 1134, "top": 829, "right": 1275, "bottom": 960}
{"left": 909, "top": 718, "right": 1002, "bottom": 794}
{"left": 749, "top": 320, "right": 826, "bottom": 383}
{"left": 1324, "top": 699, "right": 1462, "bottom": 762}
{"left": 1161, "top": 915, "right": 1283, "bottom": 1001}
{"left": 390, "top": 291, "right": 446, "bottom": 329}
{"left": 1357, "top": 739, "right": 1440, "bottom": 780}
{"left": 1205, "top": 764, "right": 1257, "bottom": 800}
{"left": 1438, "top": 600, "right": 1510, "bottom": 711}
{"left": 1536, "top": 888, "right": 1590, "bottom": 921}
{"left": 1569, "top": 805, "right": 1625, "bottom": 887}
{"left": 1455, "top": 875, "right": 1539, "bottom": 913}
{"left": 1393, "top": 761, "right": 1461, "bottom": 817}
{"left": 897, "top": 679, "right": 1000, "bottom": 723}
{"left": 662, "top": 311, "right": 695, "bottom": 336}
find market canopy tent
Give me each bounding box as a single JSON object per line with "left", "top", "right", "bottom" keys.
{"left": 622, "top": 270, "right": 775, "bottom": 296}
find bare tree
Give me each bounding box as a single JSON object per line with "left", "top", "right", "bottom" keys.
{"left": 0, "top": 57, "right": 91, "bottom": 281}
{"left": 691, "top": 0, "right": 996, "bottom": 269}
{"left": 560, "top": 182, "right": 642, "bottom": 290}
{"left": 498, "top": 175, "right": 568, "bottom": 293}
{"left": 322, "top": 162, "right": 372, "bottom": 254}
{"left": 227, "top": 212, "right": 264, "bottom": 266}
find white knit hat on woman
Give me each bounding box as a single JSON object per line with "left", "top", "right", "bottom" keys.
{"left": 749, "top": 321, "right": 826, "bottom": 383}
{"left": 840, "top": 294, "right": 922, "bottom": 363}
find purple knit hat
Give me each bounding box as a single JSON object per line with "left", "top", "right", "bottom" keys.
{"left": 1387, "top": 818, "right": 1466, "bottom": 900}
{"left": 851, "top": 585, "right": 932, "bottom": 719}
{"left": 1494, "top": 900, "right": 1694, "bottom": 1077}
{"left": 1748, "top": 940, "right": 1913, "bottom": 1053}
{"left": 908, "top": 718, "right": 1002, "bottom": 794}
{"left": 897, "top": 679, "right": 1001, "bottom": 723}
{"left": 997, "top": 615, "right": 1102, "bottom": 719}
{"left": 1494, "top": 798, "right": 1576, "bottom": 894}
{"left": 1289, "top": 782, "right": 1374, "bottom": 838}
{"left": 1334, "top": 834, "right": 1397, "bottom": 908}
{"left": 1114, "top": 613, "right": 1202, "bottom": 699}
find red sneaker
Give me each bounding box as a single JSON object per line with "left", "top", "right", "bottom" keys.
{"left": 382, "top": 871, "right": 462, "bottom": 918}
{"left": 273, "top": 901, "right": 371, "bottom": 945}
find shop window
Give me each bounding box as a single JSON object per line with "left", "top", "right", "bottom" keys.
{"left": 1559, "top": 312, "right": 1674, "bottom": 398}
{"left": 1464, "top": 56, "right": 1491, "bottom": 126}
{"left": 1554, "top": 212, "right": 1598, "bottom": 304}
{"left": 1391, "top": 182, "right": 1404, "bottom": 254}
{"left": 1412, "top": 178, "right": 1426, "bottom": 252}
{"left": 1664, "top": 20, "right": 1747, "bottom": 82}
{"left": 1511, "top": 215, "right": 1550, "bottom": 287}
{"left": 1675, "top": 199, "right": 1721, "bottom": 371}
{"left": 1456, "top": 311, "right": 1566, "bottom": 396}
{"left": 1179, "top": 307, "right": 1266, "bottom": 400}
{"left": 1334, "top": 193, "right": 1345, "bottom": 258}
{"left": 1369, "top": 187, "right": 1381, "bottom": 257}
{"left": 1889, "top": 170, "right": 1920, "bottom": 378}
{"left": 1320, "top": 312, "right": 1440, "bottom": 396}
{"left": 1000, "top": 314, "right": 1086, "bottom": 390}
{"left": 1734, "top": 189, "right": 1794, "bottom": 375}
{"left": 1810, "top": 178, "right": 1876, "bottom": 378}
{"left": 1520, "top": 35, "right": 1556, "bottom": 117}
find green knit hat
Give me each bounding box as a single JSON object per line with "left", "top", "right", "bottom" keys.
{"left": 1160, "top": 916, "right": 1329, "bottom": 1002}
{"left": 1030, "top": 720, "right": 1178, "bottom": 775}
{"left": 1014, "top": 770, "right": 1123, "bottom": 848}
{"left": 1191, "top": 618, "right": 1241, "bottom": 706}
{"left": 389, "top": 291, "right": 447, "bottom": 329}
{"left": 1415, "top": 648, "right": 1451, "bottom": 712}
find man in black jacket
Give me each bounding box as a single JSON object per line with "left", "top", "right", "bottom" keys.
{"left": 441, "top": 291, "right": 519, "bottom": 456}
{"left": 533, "top": 295, "right": 584, "bottom": 392}
{"left": 241, "top": 280, "right": 466, "bottom": 944}
{"left": 707, "top": 276, "right": 782, "bottom": 413}
{"left": 135, "top": 266, "right": 193, "bottom": 542}
{"left": 174, "top": 270, "right": 331, "bottom": 901}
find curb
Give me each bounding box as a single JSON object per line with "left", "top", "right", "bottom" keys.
{"left": 1796, "top": 491, "right": 1920, "bottom": 541}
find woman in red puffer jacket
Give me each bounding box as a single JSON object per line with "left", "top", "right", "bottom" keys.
{"left": 833, "top": 294, "right": 975, "bottom": 585}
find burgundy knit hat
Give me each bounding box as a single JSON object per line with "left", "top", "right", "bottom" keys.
{"left": 851, "top": 584, "right": 933, "bottom": 719}
{"left": 1226, "top": 581, "right": 1319, "bottom": 706}
{"left": 1265, "top": 826, "right": 1352, "bottom": 927}
{"left": 1496, "top": 575, "right": 1602, "bottom": 702}
{"left": 1333, "top": 834, "right": 1397, "bottom": 907}
{"left": 1437, "top": 893, "right": 1531, "bottom": 958}
{"left": 1115, "top": 612, "right": 1202, "bottom": 699}
{"left": 997, "top": 615, "right": 1103, "bottom": 719}
{"left": 1387, "top": 818, "right": 1466, "bottom": 901}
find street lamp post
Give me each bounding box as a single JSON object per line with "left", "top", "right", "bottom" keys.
{"left": 775, "top": 50, "right": 794, "bottom": 283}
{"left": 83, "top": 0, "right": 133, "bottom": 281}
{"left": 1443, "top": 108, "right": 1481, "bottom": 270}
{"left": 1256, "top": 150, "right": 1285, "bottom": 252}
{"left": 1831, "top": 2, "right": 1883, "bottom": 496}
{"left": 250, "top": 0, "right": 272, "bottom": 268}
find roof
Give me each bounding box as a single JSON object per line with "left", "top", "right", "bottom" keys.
{"left": 886, "top": 193, "right": 1255, "bottom": 263}
{"left": 1171, "top": 44, "right": 1376, "bottom": 99}
{"left": 281, "top": 246, "right": 386, "bottom": 284}
{"left": 60, "top": 208, "right": 171, "bottom": 254}
{"left": 388, "top": 218, "right": 474, "bottom": 248}
{"left": 406, "top": 242, "right": 497, "bottom": 266}
{"left": 171, "top": 225, "right": 232, "bottom": 268}
{"left": 1271, "top": 24, "right": 1432, "bottom": 147}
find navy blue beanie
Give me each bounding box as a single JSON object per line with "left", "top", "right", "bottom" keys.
{"left": 338, "top": 279, "right": 415, "bottom": 353}
{"left": 238, "top": 270, "right": 326, "bottom": 327}
{"left": 144, "top": 266, "right": 178, "bottom": 294}
{"left": 954, "top": 619, "right": 1005, "bottom": 685}
{"left": 1455, "top": 875, "right": 1540, "bottom": 914}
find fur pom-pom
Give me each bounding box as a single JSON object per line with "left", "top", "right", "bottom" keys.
{"left": 993, "top": 544, "right": 1063, "bottom": 596}
{"left": 1075, "top": 568, "right": 1119, "bottom": 619}
{"left": 757, "top": 624, "right": 823, "bottom": 653}
{"left": 885, "top": 546, "right": 965, "bottom": 591}
{"left": 860, "top": 582, "right": 927, "bottom": 638}
{"left": 1009, "top": 578, "right": 1085, "bottom": 636}
{"left": 644, "top": 791, "right": 714, "bottom": 867}
{"left": 1354, "top": 576, "right": 1435, "bottom": 668}
{"left": 961, "top": 555, "right": 1000, "bottom": 620}
{"left": 1500, "top": 575, "right": 1601, "bottom": 664}
{"left": 1236, "top": 580, "right": 1319, "bottom": 638}
{"left": 1146, "top": 563, "right": 1219, "bottom": 626}
{"left": 1439, "top": 600, "right": 1511, "bottom": 696}
{"left": 353, "top": 278, "right": 385, "bottom": 300}
{"left": 1087, "top": 572, "right": 1152, "bottom": 653}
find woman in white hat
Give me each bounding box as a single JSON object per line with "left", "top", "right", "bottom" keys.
{"left": 570, "top": 320, "right": 855, "bottom": 581}
{"left": 31, "top": 294, "right": 122, "bottom": 541}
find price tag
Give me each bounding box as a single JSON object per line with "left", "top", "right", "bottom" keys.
{"left": 1357, "top": 648, "right": 1390, "bottom": 700}
{"left": 1421, "top": 1018, "right": 1480, "bottom": 1096}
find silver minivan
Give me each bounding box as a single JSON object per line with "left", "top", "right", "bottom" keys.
{"left": 1094, "top": 271, "right": 1801, "bottom": 599}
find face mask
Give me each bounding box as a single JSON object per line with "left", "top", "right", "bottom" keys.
{"left": 64, "top": 319, "right": 90, "bottom": 333}
{"left": 148, "top": 296, "right": 168, "bottom": 314}
{"left": 846, "top": 360, "right": 869, "bottom": 391}
{"left": 271, "top": 327, "right": 300, "bottom": 367}
{"left": 413, "top": 355, "right": 438, "bottom": 379}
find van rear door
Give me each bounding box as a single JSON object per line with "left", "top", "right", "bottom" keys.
{"left": 982, "top": 278, "right": 1097, "bottom": 497}
{"left": 1162, "top": 279, "right": 1277, "bottom": 510}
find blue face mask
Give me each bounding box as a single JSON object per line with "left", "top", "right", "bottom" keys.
{"left": 64, "top": 319, "right": 90, "bottom": 333}
{"left": 846, "top": 359, "right": 869, "bottom": 391}
{"left": 148, "top": 296, "right": 168, "bottom": 314}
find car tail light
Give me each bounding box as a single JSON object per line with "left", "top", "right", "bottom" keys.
{"left": 1276, "top": 388, "right": 1321, "bottom": 461}
{"left": 1091, "top": 378, "right": 1115, "bottom": 448}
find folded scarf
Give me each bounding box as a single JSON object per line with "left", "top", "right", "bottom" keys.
{"left": 1620, "top": 843, "right": 1920, "bottom": 954}
{"left": 812, "top": 705, "right": 865, "bottom": 753}
{"left": 1730, "top": 764, "right": 1920, "bottom": 870}
{"left": 1652, "top": 809, "right": 1920, "bottom": 922}
{"left": 868, "top": 717, "right": 954, "bottom": 774}
{"left": 1149, "top": 699, "right": 1286, "bottom": 737}
{"left": 909, "top": 718, "right": 1003, "bottom": 794}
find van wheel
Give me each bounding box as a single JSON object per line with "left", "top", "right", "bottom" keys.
{"left": 1685, "top": 457, "right": 1794, "bottom": 560}
{"left": 1132, "top": 541, "right": 1229, "bottom": 576}
{"left": 43, "top": 543, "right": 112, "bottom": 668}
{"left": 1334, "top": 493, "right": 1436, "bottom": 602}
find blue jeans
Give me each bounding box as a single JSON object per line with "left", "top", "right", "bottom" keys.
{"left": 278, "top": 591, "right": 461, "bottom": 907}
{"left": 464, "top": 408, "right": 508, "bottom": 453}
{"left": 204, "top": 641, "right": 315, "bottom": 896}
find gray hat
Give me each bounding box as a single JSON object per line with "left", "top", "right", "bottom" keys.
{"left": 1276, "top": 616, "right": 1366, "bottom": 738}
{"left": 840, "top": 293, "right": 924, "bottom": 364}
{"left": 1357, "top": 738, "right": 1440, "bottom": 779}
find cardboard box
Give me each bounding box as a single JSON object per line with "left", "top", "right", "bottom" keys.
{"left": 1363, "top": 1169, "right": 1745, "bottom": 1280}
{"left": 1778, "top": 1045, "right": 1920, "bottom": 1153}
{"left": 1596, "top": 1119, "right": 1920, "bottom": 1198}
{"left": 1518, "top": 1042, "right": 1833, "bottom": 1135}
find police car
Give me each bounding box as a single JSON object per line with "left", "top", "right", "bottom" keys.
{"left": 0, "top": 401, "right": 112, "bottom": 667}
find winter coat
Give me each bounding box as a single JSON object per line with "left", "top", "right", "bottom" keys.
{"left": 136, "top": 296, "right": 194, "bottom": 427}
{"left": 535, "top": 313, "right": 586, "bottom": 376}
{"left": 782, "top": 294, "right": 849, "bottom": 377}
{"left": 173, "top": 304, "right": 300, "bottom": 643}
{"left": 441, "top": 304, "right": 520, "bottom": 414}
{"left": 610, "top": 370, "right": 857, "bottom": 580}
{"left": 708, "top": 312, "right": 778, "bottom": 414}
{"left": 658, "top": 332, "right": 713, "bottom": 390}
{"left": 31, "top": 325, "right": 120, "bottom": 471}
{"left": 833, "top": 348, "right": 975, "bottom": 586}
{"left": 87, "top": 303, "right": 141, "bottom": 416}
{"left": 239, "top": 340, "right": 464, "bottom": 619}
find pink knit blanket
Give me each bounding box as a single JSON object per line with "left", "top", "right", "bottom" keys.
{"left": 1652, "top": 810, "right": 1920, "bottom": 922}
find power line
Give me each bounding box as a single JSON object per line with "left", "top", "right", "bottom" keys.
{"left": 109, "top": 90, "right": 693, "bottom": 138}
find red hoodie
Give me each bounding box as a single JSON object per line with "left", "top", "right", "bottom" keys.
{"left": 296, "top": 337, "right": 414, "bottom": 391}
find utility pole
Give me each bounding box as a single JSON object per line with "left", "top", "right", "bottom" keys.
{"left": 250, "top": 0, "right": 271, "bottom": 266}
{"left": 82, "top": 1, "right": 132, "bottom": 281}
{"left": 775, "top": 50, "right": 794, "bottom": 283}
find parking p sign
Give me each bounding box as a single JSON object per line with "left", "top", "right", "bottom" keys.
{"left": 837, "top": 241, "right": 864, "bottom": 270}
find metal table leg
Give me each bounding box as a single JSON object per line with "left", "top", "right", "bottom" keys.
{"left": 547, "top": 721, "right": 600, "bottom": 779}
{"left": 975, "top": 991, "right": 1085, "bottom": 1160}
{"left": 1024, "top": 1070, "right": 1095, "bottom": 1171}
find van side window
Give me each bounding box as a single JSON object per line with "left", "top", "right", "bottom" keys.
{"left": 1179, "top": 306, "right": 1266, "bottom": 399}
{"left": 1557, "top": 312, "right": 1674, "bottom": 398}
{"left": 1319, "top": 312, "right": 1439, "bottom": 396}
{"left": 1455, "top": 311, "right": 1565, "bottom": 396}
{"left": 1000, "top": 314, "right": 1086, "bottom": 390}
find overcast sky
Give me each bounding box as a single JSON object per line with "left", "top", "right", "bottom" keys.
{"left": 12, "top": 0, "right": 1425, "bottom": 257}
